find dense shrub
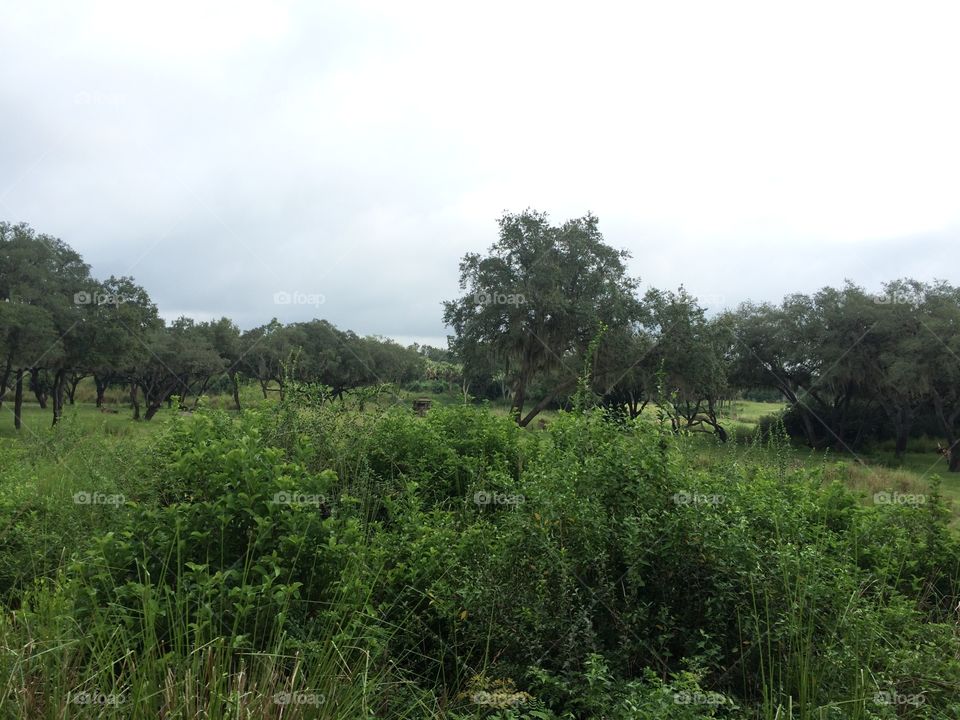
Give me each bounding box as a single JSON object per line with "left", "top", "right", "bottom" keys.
{"left": 5, "top": 402, "right": 960, "bottom": 717}
{"left": 68, "top": 410, "right": 343, "bottom": 650}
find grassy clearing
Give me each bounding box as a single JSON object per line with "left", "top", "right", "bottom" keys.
{"left": 7, "top": 393, "right": 959, "bottom": 521}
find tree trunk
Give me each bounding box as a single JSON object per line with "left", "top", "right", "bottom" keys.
{"left": 894, "top": 429, "right": 909, "bottom": 459}
{"left": 230, "top": 371, "right": 241, "bottom": 411}
{"left": 67, "top": 374, "right": 83, "bottom": 405}
{"left": 518, "top": 378, "right": 578, "bottom": 427}
{"left": 798, "top": 407, "right": 818, "bottom": 447}
{"left": 191, "top": 377, "right": 211, "bottom": 409}
{"left": 705, "top": 399, "right": 728, "bottom": 442}
{"left": 130, "top": 382, "right": 140, "bottom": 420}
{"left": 0, "top": 355, "right": 12, "bottom": 409}
{"left": 51, "top": 369, "right": 65, "bottom": 426}
{"left": 932, "top": 391, "right": 960, "bottom": 472}
{"left": 778, "top": 383, "right": 818, "bottom": 447}
{"left": 834, "top": 388, "right": 853, "bottom": 448}
{"left": 31, "top": 368, "right": 47, "bottom": 409}
{"left": 144, "top": 402, "right": 162, "bottom": 421}
{"left": 260, "top": 379, "right": 269, "bottom": 399}
{"left": 95, "top": 375, "right": 107, "bottom": 407}
{"left": 13, "top": 369, "right": 24, "bottom": 430}
{"left": 510, "top": 378, "right": 527, "bottom": 424}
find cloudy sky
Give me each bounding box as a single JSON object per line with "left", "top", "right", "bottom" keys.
{"left": 2, "top": 0, "right": 958, "bottom": 346}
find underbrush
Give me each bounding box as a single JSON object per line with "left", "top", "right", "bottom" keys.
{"left": 0, "top": 400, "right": 958, "bottom": 718}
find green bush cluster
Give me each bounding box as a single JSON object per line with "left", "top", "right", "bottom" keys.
{"left": 2, "top": 401, "right": 959, "bottom": 718}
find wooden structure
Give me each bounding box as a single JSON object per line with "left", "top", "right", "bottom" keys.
{"left": 413, "top": 398, "right": 432, "bottom": 416}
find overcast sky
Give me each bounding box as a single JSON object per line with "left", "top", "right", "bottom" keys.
{"left": 2, "top": 1, "right": 958, "bottom": 346}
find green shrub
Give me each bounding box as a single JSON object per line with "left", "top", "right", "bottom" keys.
{"left": 4, "top": 402, "right": 960, "bottom": 718}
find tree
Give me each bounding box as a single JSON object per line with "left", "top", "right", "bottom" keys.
{"left": 591, "top": 321, "right": 656, "bottom": 420}
{"left": 132, "top": 319, "right": 224, "bottom": 420}
{"left": 241, "top": 319, "right": 288, "bottom": 399}
{"left": 726, "top": 297, "right": 823, "bottom": 446}
{"left": 0, "top": 302, "right": 57, "bottom": 428}
{"left": 85, "top": 276, "right": 160, "bottom": 410}
{"left": 646, "top": 288, "right": 729, "bottom": 441}
{"left": 918, "top": 282, "right": 960, "bottom": 471}
{"left": 444, "top": 210, "right": 641, "bottom": 426}
{"left": 862, "top": 280, "right": 929, "bottom": 458}
{"left": 0, "top": 222, "right": 91, "bottom": 427}
{"left": 198, "top": 317, "right": 243, "bottom": 410}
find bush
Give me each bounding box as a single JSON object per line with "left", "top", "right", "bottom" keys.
{"left": 67, "top": 410, "right": 343, "bottom": 650}
{"left": 5, "top": 402, "right": 960, "bottom": 717}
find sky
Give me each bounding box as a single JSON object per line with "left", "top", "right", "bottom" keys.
{"left": 2, "top": 0, "right": 959, "bottom": 347}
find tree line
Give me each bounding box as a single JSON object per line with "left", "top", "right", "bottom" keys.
{"left": 4, "top": 215, "right": 960, "bottom": 470}
{"left": 0, "top": 222, "right": 427, "bottom": 427}
{"left": 443, "top": 210, "right": 960, "bottom": 467}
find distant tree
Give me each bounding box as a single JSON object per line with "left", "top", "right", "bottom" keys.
{"left": 726, "top": 297, "right": 822, "bottom": 446}
{"left": 646, "top": 288, "right": 729, "bottom": 441}
{"left": 0, "top": 302, "right": 57, "bottom": 428}
{"left": 240, "top": 319, "right": 287, "bottom": 398}
{"left": 198, "top": 317, "right": 243, "bottom": 410}
{"left": 919, "top": 282, "right": 960, "bottom": 471}
{"left": 0, "top": 222, "right": 92, "bottom": 426}
{"left": 444, "top": 210, "right": 641, "bottom": 426}
{"left": 855, "top": 280, "right": 929, "bottom": 458}
{"left": 132, "top": 319, "right": 224, "bottom": 420}
{"left": 92, "top": 276, "right": 160, "bottom": 410}
{"left": 412, "top": 343, "right": 453, "bottom": 362}
{"left": 362, "top": 335, "right": 423, "bottom": 387}
{"left": 424, "top": 358, "right": 465, "bottom": 397}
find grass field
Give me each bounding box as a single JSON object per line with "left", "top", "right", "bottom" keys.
{"left": 7, "top": 390, "right": 957, "bottom": 528}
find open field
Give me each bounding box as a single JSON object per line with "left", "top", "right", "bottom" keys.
{"left": 8, "top": 391, "right": 958, "bottom": 516}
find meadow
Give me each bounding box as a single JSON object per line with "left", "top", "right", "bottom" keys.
{"left": 0, "top": 384, "right": 958, "bottom": 719}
